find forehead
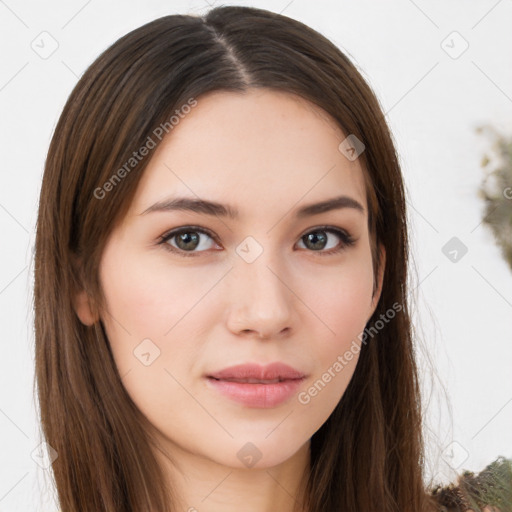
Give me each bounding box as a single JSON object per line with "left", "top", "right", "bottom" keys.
{"left": 129, "top": 88, "right": 368, "bottom": 220}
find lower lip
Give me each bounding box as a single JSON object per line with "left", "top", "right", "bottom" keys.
{"left": 206, "top": 377, "right": 304, "bottom": 408}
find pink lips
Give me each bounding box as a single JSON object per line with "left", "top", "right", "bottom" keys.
{"left": 205, "top": 362, "right": 306, "bottom": 408}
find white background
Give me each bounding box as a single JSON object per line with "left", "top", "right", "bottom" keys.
{"left": 1, "top": 1, "right": 511, "bottom": 510}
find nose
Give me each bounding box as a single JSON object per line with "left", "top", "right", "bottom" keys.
{"left": 225, "top": 252, "right": 295, "bottom": 340}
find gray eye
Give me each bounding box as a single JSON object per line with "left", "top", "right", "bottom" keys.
{"left": 298, "top": 230, "right": 340, "bottom": 251}
{"left": 164, "top": 229, "right": 216, "bottom": 253}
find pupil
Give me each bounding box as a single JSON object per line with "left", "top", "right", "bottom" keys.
{"left": 177, "top": 232, "right": 199, "bottom": 250}
{"left": 306, "top": 231, "right": 327, "bottom": 250}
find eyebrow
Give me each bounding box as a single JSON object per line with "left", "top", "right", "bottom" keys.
{"left": 140, "top": 195, "right": 365, "bottom": 219}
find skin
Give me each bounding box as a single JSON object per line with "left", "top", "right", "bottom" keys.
{"left": 75, "top": 88, "right": 385, "bottom": 512}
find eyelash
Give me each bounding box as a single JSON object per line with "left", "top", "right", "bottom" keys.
{"left": 157, "top": 225, "right": 356, "bottom": 258}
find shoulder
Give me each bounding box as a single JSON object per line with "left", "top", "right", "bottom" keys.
{"left": 429, "top": 456, "right": 512, "bottom": 512}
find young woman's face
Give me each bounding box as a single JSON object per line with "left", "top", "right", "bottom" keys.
{"left": 96, "top": 89, "right": 383, "bottom": 469}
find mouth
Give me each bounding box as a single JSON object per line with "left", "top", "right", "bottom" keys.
{"left": 206, "top": 362, "right": 306, "bottom": 382}
{"left": 206, "top": 370, "right": 305, "bottom": 409}
{"left": 208, "top": 377, "right": 295, "bottom": 384}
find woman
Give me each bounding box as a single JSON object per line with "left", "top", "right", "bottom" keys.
{"left": 33, "top": 5, "right": 506, "bottom": 511}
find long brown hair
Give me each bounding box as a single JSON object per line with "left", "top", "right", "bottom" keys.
{"left": 34, "top": 5, "right": 441, "bottom": 511}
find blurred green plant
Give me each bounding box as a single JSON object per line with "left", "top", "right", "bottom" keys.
{"left": 477, "top": 125, "right": 512, "bottom": 272}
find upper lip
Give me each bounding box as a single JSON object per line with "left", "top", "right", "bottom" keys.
{"left": 207, "top": 362, "right": 306, "bottom": 381}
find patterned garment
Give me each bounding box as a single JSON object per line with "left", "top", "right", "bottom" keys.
{"left": 430, "top": 456, "right": 512, "bottom": 512}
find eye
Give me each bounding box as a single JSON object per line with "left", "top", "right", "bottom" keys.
{"left": 158, "top": 226, "right": 220, "bottom": 257}
{"left": 158, "top": 225, "right": 355, "bottom": 257}
{"left": 297, "top": 226, "right": 355, "bottom": 255}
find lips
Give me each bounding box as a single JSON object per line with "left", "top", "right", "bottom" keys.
{"left": 216, "top": 377, "right": 282, "bottom": 384}
{"left": 207, "top": 362, "right": 306, "bottom": 382}
{"left": 205, "top": 362, "right": 306, "bottom": 408}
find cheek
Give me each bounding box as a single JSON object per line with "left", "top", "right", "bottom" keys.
{"left": 303, "top": 250, "right": 375, "bottom": 341}
{"left": 99, "top": 245, "right": 211, "bottom": 333}
{"left": 98, "top": 243, "right": 224, "bottom": 376}
{"left": 97, "top": 245, "right": 214, "bottom": 421}
{"left": 297, "top": 248, "right": 375, "bottom": 393}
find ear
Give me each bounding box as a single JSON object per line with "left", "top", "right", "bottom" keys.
{"left": 368, "top": 244, "right": 386, "bottom": 320}
{"left": 74, "top": 289, "right": 99, "bottom": 326}
{"left": 71, "top": 254, "right": 99, "bottom": 326}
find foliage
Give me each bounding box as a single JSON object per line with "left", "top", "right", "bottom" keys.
{"left": 431, "top": 456, "right": 512, "bottom": 511}
{"left": 477, "top": 126, "right": 512, "bottom": 272}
